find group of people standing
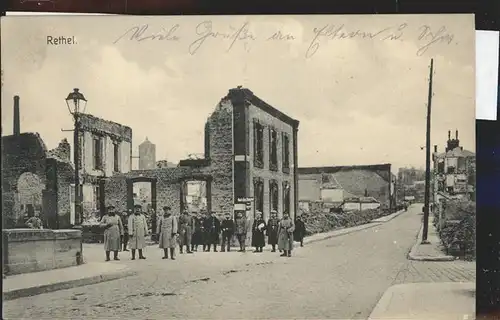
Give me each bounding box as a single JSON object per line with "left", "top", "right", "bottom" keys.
{"left": 250, "top": 210, "right": 306, "bottom": 257}
{"left": 100, "top": 204, "right": 149, "bottom": 261}
{"left": 99, "top": 204, "right": 306, "bottom": 261}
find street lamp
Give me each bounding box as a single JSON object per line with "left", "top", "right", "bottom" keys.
{"left": 65, "top": 88, "right": 87, "bottom": 226}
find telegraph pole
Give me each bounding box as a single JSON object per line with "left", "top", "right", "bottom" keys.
{"left": 422, "top": 58, "right": 434, "bottom": 244}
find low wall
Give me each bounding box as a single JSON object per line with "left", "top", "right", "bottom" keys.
{"left": 2, "top": 229, "right": 83, "bottom": 275}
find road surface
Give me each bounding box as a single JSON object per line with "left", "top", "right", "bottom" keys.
{"left": 3, "top": 204, "right": 474, "bottom": 319}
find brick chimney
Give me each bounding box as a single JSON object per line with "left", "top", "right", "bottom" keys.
{"left": 434, "top": 145, "right": 437, "bottom": 153}
{"left": 13, "top": 95, "right": 20, "bottom": 136}
{"left": 448, "top": 130, "right": 451, "bottom": 140}
{"left": 456, "top": 129, "right": 458, "bottom": 140}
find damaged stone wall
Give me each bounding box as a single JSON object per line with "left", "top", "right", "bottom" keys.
{"left": 103, "top": 99, "right": 235, "bottom": 218}
{"left": 47, "top": 138, "right": 71, "bottom": 163}
{"left": 1, "top": 134, "right": 74, "bottom": 229}
{"left": 201, "top": 100, "right": 234, "bottom": 215}
{"left": 104, "top": 167, "right": 202, "bottom": 214}
{"left": 2, "top": 133, "right": 48, "bottom": 227}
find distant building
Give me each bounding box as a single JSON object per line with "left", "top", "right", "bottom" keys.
{"left": 138, "top": 137, "right": 156, "bottom": 170}
{"left": 298, "top": 164, "right": 395, "bottom": 212}
{"left": 433, "top": 130, "right": 475, "bottom": 201}
{"left": 397, "top": 167, "right": 425, "bottom": 186}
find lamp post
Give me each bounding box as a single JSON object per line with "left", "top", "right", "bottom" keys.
{"left": 65, "top": 88, "right": 87, "bottom": 226}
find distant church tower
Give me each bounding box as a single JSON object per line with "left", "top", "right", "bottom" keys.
{"left": 138, "top": 137, "right": 156, "bottom": 170}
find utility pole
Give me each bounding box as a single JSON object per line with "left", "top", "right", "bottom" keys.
{"left": 422, "top": 58, "right": 434, "bottom": 244}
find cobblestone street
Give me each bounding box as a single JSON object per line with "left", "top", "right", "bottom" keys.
{"left": 3, "top": 205, "right": 475, "bottom": 319}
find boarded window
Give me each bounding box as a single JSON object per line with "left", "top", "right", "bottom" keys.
{"left": 269, "top": 128, "right": 278, "bottom": 171}
{"left": 283, "top": 181, "right": 291, "bottom": 214}
{"left": 282, "top": 132, "right": 290, "bottom": 172}
{"left": 269, "top": 180, "right": 279, "bottom": 212}
{"left": 254, "top": 178, "right": 264, "bottom": 216}
{"left": 253, "top": 121, "right": 264, "bottom": 168}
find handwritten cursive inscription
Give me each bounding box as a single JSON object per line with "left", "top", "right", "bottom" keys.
{"left": 113, "top": 24, "right": 180, "bottom": 44}
{"left": 267, "top": 30, "right": 295, "bottom": 41}
{"left": 416, "top": 26, "right": 454, "bottom": 56}
{"left": 188, "top": 21, "right": 257, "bottom": 55}
{"left": 305, "top": 24, "right": 407, "bottom": 58}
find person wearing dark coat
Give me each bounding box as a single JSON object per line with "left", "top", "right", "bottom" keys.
{"left": 266, "top": 210, "right": 279, "bottom": 252}
{"left": 120, "top": 209, "right": 131, "bottom": 252}
{"left": 203, "top": 211, "right": 221, "bottom": 252}
{"left": 191, "top": 212, "right": 204, "bottom": 252}
{"left": 234, "top": 211, "right": 247, "bottom": 252}
{"left": 251, "top": 211, "right": 266, "bottom": 252}
{"left": 178, "top": 211, "right": 195, "bottom": 254}
{"left": 220, "top": 213, "right": 235, "bottom": 252}
{"left": 293, "top": 215, "right": 306, "bottom": 247}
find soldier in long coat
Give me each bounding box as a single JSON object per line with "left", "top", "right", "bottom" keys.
{"left": 252, "top": 212, "right": 267, "bottom": 252}
{"left": 293, "top": 215, "right": 306, "bottom": 247}
{"left": 178, "top": 211, "right": 195, "bottom": 254}
{"left": 266, "top": 210, "right": 280, "bottom": 252}
{"left": 157, "top": 206, "right": 178, "bottom": 260}
{"left": 278, "top": 212, "right": 295, "bottom": 257}
{"left": 128, "top": 204, "right": 148, "bottom": 260}
{"left": 234, "top": 211, "right": 247, "bottom": 252}
{"left": 191, "top": 212, "right": 204, "bottom": 252}
{"left": 100, "top": 205, "right": 124, "bottom": 261}
{"left": 203, "top": 211, "right": 221, "bottom": 252}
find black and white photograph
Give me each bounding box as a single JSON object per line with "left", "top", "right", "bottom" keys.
{"left": 1, "top": 14, "right": 476, "bottom": 319}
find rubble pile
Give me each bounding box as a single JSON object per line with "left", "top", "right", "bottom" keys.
{"left": 300, "top": 205, "right": 384, "bottom": 236}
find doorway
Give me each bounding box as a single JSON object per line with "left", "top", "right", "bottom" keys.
{"left": 180, "top": 177, "right": 212, "bottom": 216}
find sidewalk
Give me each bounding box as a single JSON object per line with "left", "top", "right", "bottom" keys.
{"left": 3, "top": 262, "right": 136, "bottom": 301}
{"left": 303, "top": 221, "right": 383, "bottom": 245}
{"left": 368, "top": 282, "right": 475, "bottom": 320}
{"left": 408, "top": 216, "right": 455, "bottom": 261}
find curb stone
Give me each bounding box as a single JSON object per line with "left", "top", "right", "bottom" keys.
{"left": 303, "top": 222, "right": 383, "bottom": 245}
{"left": 371, "top": 209, "right": 406, "bottom": 223}
{"left": 3, "top": 268, "right": 137, "bottom": 301}
{"left": 407, "top": 224, "right": 455, "bottom": 262}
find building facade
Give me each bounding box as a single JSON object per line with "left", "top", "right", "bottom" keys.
{"left": 229, "top": 88, "right": 300, "bottom": 221}
{"left": 298, "top": 164, "right": 394, "bottom": 212}
{"left": 433, "top": 130, "right": 475, "bottom": 201}
{"left": 138, "top": 137, "right": 156, "bottom": 170}
{"left": 74, "top": 114, "right": 132, "bottom": 222}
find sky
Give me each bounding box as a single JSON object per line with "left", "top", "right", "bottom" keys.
{"left": 1, "top": 14, "right": 475, "bottom": 171}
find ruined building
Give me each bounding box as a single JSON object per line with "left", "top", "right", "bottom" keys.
{"left": 298, "top": 164, "right": 395, "bottom": 212}
{"left": 433, "top": 130, "right": 475, "bottom": 200}
{"left": 104, "top": 87, "right": 300, "bottom": 224}
{"left": 74, "top": 114, "right": 132, "bottom": 222}
{"left": 2, "top": 96, "right": 74, "bottom": 228}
